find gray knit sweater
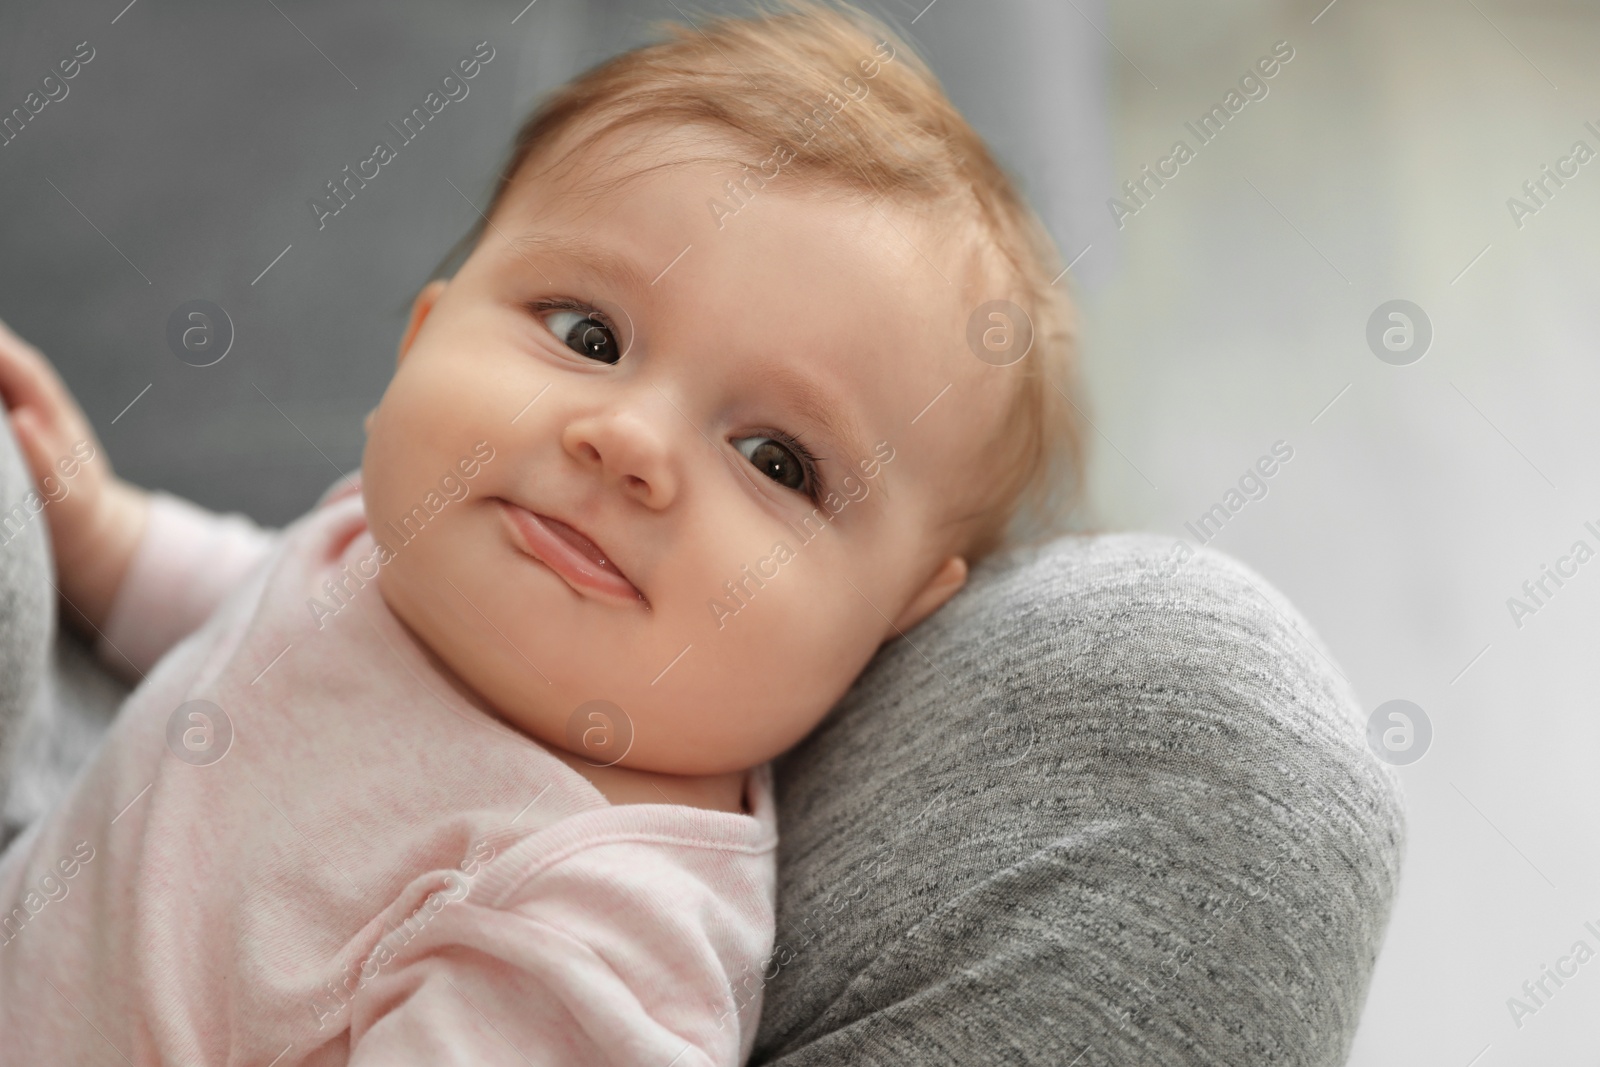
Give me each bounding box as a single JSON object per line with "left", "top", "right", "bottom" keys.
{"left": 750, "top": 533, "right": 1406, "bottom": 1065}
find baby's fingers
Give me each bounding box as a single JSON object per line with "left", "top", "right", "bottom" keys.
{"left": 0, "top": 316, "right": 66, "bottom": 416}
{"left": 0, "top": 318, "right": 100, "bottom": 455}
{"left": 5, "top": 405, "right": 72, "bottom": 506}
{"left": 7, "top": 406, "right": 51, "bottom": 476}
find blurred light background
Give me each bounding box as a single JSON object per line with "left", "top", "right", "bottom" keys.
{"left": 1095, "top": 3, "right": 1600, "bottom": 1064}
{"left": 2, "top": 0, "right": 1597, "bottom": 1062}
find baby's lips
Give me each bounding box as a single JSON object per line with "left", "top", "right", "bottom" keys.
{"left": 498, "top": 499, "right": 647, "bottom": 607}
{"left": 540, "top": 514, "right": 621, "bottom": 574}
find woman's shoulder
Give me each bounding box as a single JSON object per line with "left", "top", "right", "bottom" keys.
{"left": 938, "top": 530, "right": 1381, "bottom": 765}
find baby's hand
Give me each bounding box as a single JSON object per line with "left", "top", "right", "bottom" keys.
{"left": 0, "top": 316, "right": 149, "bottom": 634}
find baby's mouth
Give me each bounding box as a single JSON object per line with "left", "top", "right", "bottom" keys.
{"left": 496, "top": 499, "right": 648, "bottom": 608}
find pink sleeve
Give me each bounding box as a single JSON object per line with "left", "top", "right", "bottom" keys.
{"left": 93, "top": 490, "right": 281, "bottom": 678}
{"left": 346, "top": 839, "right": 771, "bottom": 1067}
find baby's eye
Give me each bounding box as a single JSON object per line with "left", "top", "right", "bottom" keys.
{"left": 544, "top": 308, "right": 621, "bottom": 364}
{"left": 734, "top": 435, "right": 814, "bottom": 496}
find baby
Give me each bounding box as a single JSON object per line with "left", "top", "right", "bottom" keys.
{"left": 0, "top": 0, "right": 1080, "bottom": 1062}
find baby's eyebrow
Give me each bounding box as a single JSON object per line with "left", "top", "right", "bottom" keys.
{"left": 509, "top": 231, "right": 653, "bottom": 294}
{"left": 759, "top": 360, "right": 871, "bottom": 471}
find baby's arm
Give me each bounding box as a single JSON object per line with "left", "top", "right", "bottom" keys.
{"left": 96, "top": 489, "right": 280, "bottom": 676}
{"left": 0, "top": 317, "right": 279, "bottom": 674}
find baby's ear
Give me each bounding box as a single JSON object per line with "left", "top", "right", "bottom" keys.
{"left": 398, "top": 279, "right": 449, "bottom": 365}
{"left": 887, "top": 556, "right": 968, "bottom": 639}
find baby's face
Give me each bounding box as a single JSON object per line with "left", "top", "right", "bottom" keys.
{"left": 361, "top": 126, "right": 1005, "bottom": 774}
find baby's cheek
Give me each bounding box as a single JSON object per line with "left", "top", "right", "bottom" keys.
{"left": 745, "top": 553, "right": 876, "bottom": 670}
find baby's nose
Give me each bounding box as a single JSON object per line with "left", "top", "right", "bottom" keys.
{"left": 561, "top": 405, "right": 680, "bottom": 509}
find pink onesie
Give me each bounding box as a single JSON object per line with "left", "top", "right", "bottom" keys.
{"left": 0, "top": 474, "right": 778, "bottom": 1066}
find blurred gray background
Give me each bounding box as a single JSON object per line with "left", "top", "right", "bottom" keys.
{"left": 4, "top": 0, "right": 1599, "bottom": 1062}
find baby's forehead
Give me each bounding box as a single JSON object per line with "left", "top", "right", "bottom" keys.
{"left": 745, "top": 213, "right": 1014, "bottom": 480}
